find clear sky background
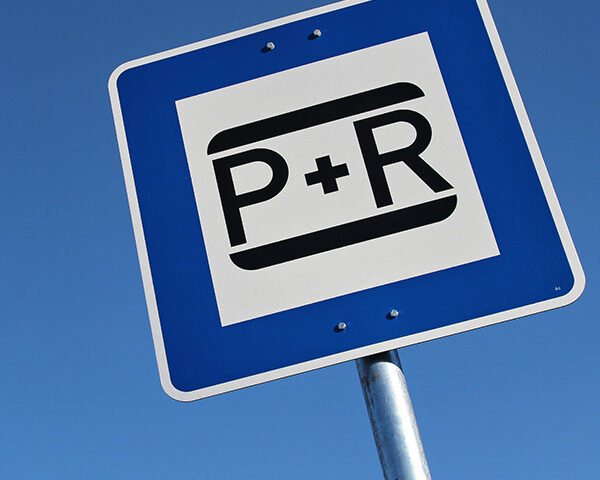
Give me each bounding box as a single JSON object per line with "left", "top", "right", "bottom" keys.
{"left": 1, "top": 0, "right": 598, "bottom": 478}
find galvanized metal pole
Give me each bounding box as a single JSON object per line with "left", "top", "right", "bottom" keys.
{"left": 356, "top": 350, "right": 431, "bottom": 480}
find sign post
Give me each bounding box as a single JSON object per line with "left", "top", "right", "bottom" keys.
{"left": 357, "top": 351, "right": 431, "bottom": 480}
{"left": 110, "top": 0, "right": 585, "bottom": 475}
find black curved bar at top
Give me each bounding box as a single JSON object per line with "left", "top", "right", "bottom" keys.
{"left": 230, "top": 194, "right": 458, "bottom": 270}
{"left": 207, "top": 82, "right": 425, "bottom": 155}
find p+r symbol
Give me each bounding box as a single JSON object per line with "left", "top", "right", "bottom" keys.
{"left": 206, "top": 82, "right": 458, "bottom": 270}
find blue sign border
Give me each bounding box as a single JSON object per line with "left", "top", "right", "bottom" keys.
{"left": 110, "top": 0, "right": 583, "bottom": 399}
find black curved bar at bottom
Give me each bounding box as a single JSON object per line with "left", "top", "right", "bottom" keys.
{"left": 230, "top": 194, "right": 458, "bottom": 270}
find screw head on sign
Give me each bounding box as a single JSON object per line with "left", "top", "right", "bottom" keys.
{"left": 265, "top": 42, "right": 275, "bottom": 51}
{"left": 336, "top": 322, "right": 347, "bottom": 331}
{"left": 388, "top": 309, "right": 399, "bottom": 319}
{"left": 312, "top": 29, "right": 322, "bottom": 38}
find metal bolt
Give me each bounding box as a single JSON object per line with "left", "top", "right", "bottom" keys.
{"left": 336, "top": 321, "right": 347, "bottom": 331}
{"left": 312, "top": 29, "right": 322, "bottom": 38}
{"left": 388, "top": 309, "right": 399, "bottom": 319}
{"left": 265, "top": 41, "right": 275, "bottom": 51}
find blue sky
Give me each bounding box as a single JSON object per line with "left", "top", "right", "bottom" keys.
{"left": 1, "top": 0, "right": 598, "bottom": 478}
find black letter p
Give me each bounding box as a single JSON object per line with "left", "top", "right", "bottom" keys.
{"left": 213, "top": 148, "right": 289, "bottom": 247}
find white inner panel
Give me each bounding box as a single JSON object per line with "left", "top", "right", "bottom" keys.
{"left": 176, "top": 32, "right": 499, "bottom": 326}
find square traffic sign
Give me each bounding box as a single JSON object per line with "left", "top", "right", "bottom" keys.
{"left": 109, "top": 0, "right": 583, "bottom": 400}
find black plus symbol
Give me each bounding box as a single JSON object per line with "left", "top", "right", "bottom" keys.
{"left": 305, "top": 156, "right": 349, "bottom": 194}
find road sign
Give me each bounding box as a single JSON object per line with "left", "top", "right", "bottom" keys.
{"left": 109, "top": 0, "right": 584, "bottom": 401}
